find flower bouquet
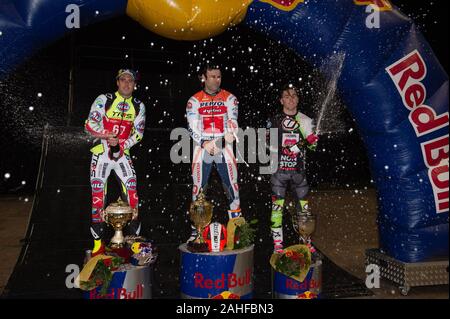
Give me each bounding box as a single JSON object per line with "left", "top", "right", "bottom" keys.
{"left": 225, "top": 217, "right": 257, "bottom": 250}
{"left": 78, "top": 236, "right": 157, "bottom": 296}
{"left": 79, "top": 255, "right": 124, "bottom": 295}
{"left": 270, "top": 244, "right": 312, "bottom": 282}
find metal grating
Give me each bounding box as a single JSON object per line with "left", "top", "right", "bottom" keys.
{"left": 365, "top": 249, "right": 449, "bottom": 295}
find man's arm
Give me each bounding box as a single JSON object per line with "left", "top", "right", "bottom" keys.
{"left": 85, "top": 95, "right": 113, "bottom": 140}
{"left": 292, "top": 113, "right": 318, "bottom": 152}
{"left": 123, "top": 101, "right": 146, "bottom": 150}
{"left": 225, "top": 93, "right": 239, "bottom": 142}
{"left": 301, "top": 115, "right": 319, "bottom": 150}
{"left": 186, "top": 97, "right": 203, "bottom": 145}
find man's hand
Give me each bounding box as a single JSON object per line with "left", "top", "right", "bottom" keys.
{"left": 203, "top": 140, "right": 221, "bottom": 155}
{"left": 203, "top": 140, "right": 216, "bottom": 155}
{"left": 224, "top": 132, "right": 235, "bottom": 144}
{"left": 107, "top": 135, "right": 119, "bottom": 146}
{"left": 108, "top": 143, "right": 124, "bottom": 161}
{"left": 306, "top": 133, "right": 319, "bottom": 145}
{"left": 132, "top": 208, "right": 139, "bottom": 220}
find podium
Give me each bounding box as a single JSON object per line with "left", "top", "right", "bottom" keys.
{"left": 179, "top": 244, "right": 254, "bottom": 299}
{"left": 272, "top": 259, "right": 322, "bottom": 299}
{"left": 83, "top": 263, "right": 153, "bottom": 299}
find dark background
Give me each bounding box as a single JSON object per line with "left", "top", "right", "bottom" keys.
{"left": 0, "top": 0, "right": 448, "bottom": 195}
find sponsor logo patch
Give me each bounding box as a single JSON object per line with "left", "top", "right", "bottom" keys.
{"left": 126, "top": 178, "right": 137, "bottom": 191}
{"left": 282, "top": 117, "right": 299, "bottom": 131}
{"left": 118, "top": 102, "right": 130, "bottom": 112}
{"left": 91, "top": 179, "right": 104, "bottom": 193}
{"left": 89, "top": 111, "right": 102, "bottom": 123}
{"left": 136, "top": 120, "right": 145, "bottom": 133}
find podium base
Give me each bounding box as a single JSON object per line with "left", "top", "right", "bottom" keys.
{"left": 83, "top": 264, "right": 152, "bottom": 299}
{"left": 179, "top": 244, "right": 254, "bottom": 299}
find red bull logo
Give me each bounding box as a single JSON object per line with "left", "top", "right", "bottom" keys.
{"left": 210, "top": 291, "right": 240, "bottom": 299}
{"left": 260, "top": 0, "right": 304, "bottom": 11}
{"left": 194, "top": 268, "right": 252, "bottom": 289}
{"left": 297, "top": 291, "right": 318, "bottom": 299}
{"left": 387, "top": 50, "right": 449, "bottom": 213}
{"left": 286, "top": 278, "right": 321, "bottom": 290}
{"left": 354, "top": 0, "right": 392, "bottom": 11}
{"left": 89, "top": 284, "right": 144, "bottom": 299}
{"left": 91, "top": 179, "right": 104, "bottom": 193}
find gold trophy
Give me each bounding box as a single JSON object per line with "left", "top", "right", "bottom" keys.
{"left": 104, "top": 198, "right": 134, "bottom": 248}
{"left": 187, "top": 191, "right": 213, "bottom": 253}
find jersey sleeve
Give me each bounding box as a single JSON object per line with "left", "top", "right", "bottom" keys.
{"left": 226, "top": 93, "right": 239, "bottom": 133}
{"left": 85, "top": 95, "right": 108, "bottom": 137}
{"left": 299, "top": 113, "right": 318, "bottom": 150}
{"left": 301, "top": 114, "right": 315, "bottom": 137}
{"left": 186, "top": 96, "right": 203, "bottom": 145}
{"left": 123, "top": 101, "right": 146, "bottom": 150}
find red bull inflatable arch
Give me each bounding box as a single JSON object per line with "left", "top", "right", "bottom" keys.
{"left": 0, "top": 0, "right": 448, "bottom": 262}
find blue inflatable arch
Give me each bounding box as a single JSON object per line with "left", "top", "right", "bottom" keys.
{"left": 0, "top": 0, "right": 448, "bottom": 262}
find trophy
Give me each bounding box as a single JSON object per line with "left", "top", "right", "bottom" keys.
{"left": 291, "top": 209, "right": 316, "bottom": 246}
{"left": 104, "top": 198, "right": 134, "bottom": 248}
{"left": 188, "top": 191, "right": 213, "bottom": 253}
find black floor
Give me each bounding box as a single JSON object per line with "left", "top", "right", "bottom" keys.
{"left": 2, "top": 127, "right": 372, "bottom": 299}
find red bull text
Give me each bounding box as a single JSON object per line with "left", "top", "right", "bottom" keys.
{"left": 387, "top": 50, "right": 449, "bottom": 213}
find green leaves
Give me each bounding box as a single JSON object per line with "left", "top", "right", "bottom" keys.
{"left": 234, "top": 219, "right": 258, "bottom": 249}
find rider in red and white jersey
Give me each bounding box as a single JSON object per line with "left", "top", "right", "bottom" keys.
{"left": 186, "top": 65, "right": 241, "bottom": 241}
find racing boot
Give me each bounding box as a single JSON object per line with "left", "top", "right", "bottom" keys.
{"left": 271, "top": 227, "right": 284, "bottom": 254}
{"left": 271, "top": 197, "right": 285, "bottom": 253}
{"left": 90, "top": 222, "right": 106, "bottom": 257}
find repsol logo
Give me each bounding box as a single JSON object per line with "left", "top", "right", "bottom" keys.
{"left": 200, "top": 101, "right": 225, "bottom": 107}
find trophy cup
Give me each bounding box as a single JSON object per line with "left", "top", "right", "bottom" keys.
{"left": 104, "top": 198, "right": 134, "bottom": 249}
{"left": 187, "top": 191, "right": 213, "bottom": 253}
{"left": 291, "top": 210, "right": 316, "bottom": 246}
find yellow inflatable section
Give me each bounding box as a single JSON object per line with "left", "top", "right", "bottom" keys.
{"left": 126, "top": 0, "right": 253, "bottom": 41}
